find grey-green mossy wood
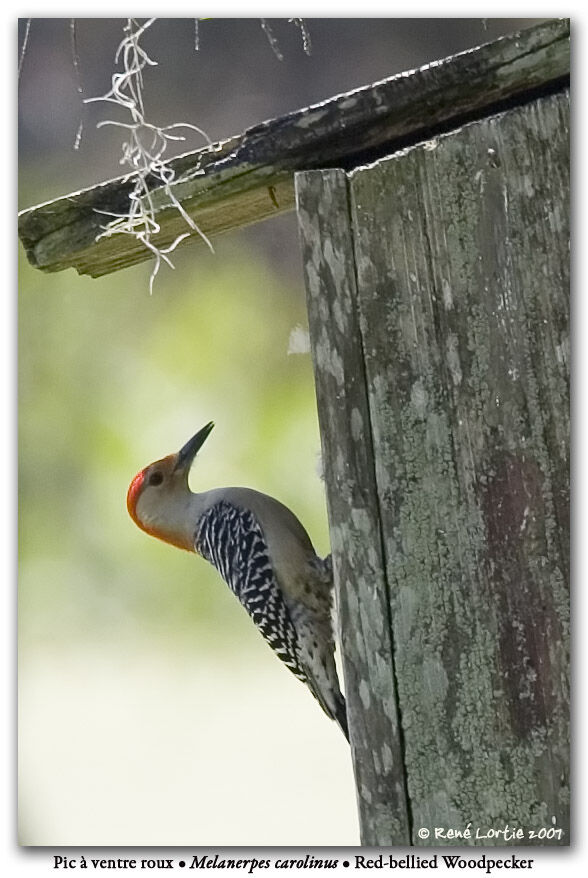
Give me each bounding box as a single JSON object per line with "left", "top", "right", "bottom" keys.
{"left": 296, "top": 86, "right": 569, "bottom": 846}
{"left": 19, "top": 19, "right": 568, "bottom": 278}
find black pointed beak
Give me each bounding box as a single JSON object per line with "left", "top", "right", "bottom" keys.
{"left": 174, "top": 421, "right": 214, "bottom": 473}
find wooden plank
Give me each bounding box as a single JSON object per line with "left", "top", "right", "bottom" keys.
{"left": 348, "top": 89, "right": 569, "bottom": 845}
{"left": 19, "top": 19, "right": 569, "bottom": 278}
{"left": 295, "top": 169, "right": 411, "bottom": 845}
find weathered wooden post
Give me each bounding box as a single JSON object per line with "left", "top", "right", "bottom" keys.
{"left": 296, "top": 37, "right": 569, "bottom": 848}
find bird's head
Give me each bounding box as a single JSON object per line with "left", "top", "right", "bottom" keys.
{"left": 127, "top": 421, "right": 214, "bottom": 552}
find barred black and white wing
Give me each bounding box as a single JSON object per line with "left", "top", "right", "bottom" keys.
{"left": 194, "top": 500, "right": 307, "bottom": 683}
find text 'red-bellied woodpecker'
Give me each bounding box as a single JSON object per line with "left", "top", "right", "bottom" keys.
{"left": 127, "top": 422, "right": 348, "bottom": 741}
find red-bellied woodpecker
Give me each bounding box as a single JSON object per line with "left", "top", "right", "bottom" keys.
{"left": 127, "top": 422, "right": 349, "bottom": 741}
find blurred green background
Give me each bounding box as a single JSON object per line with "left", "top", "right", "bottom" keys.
{"left": 18, "top": 238, "right": 346, "bottom": 845}
{"left": 18, "top": 17, "right": 537, "bottom": 846}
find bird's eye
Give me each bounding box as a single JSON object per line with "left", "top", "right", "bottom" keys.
{"left": 148, "top": 471, "right": 164, "bottom": 487}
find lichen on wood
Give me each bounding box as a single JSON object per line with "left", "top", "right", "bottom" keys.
{"left": 297, "top": 87, "right": 569, "bottom": 845}
{"left": 19, "top": 19, "right": 569, "bottom": 279}
{"left": 296, "top": 169, "right": 411, "bottom": 846}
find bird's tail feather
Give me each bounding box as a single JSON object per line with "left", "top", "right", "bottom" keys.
{"left": 334, "top": 694, "right": 349, "bottom": 742}
{"left": 305, "top": 666, "right": 349, "bottom": 743}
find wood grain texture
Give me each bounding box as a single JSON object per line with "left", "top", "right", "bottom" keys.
{"left": 295, "top": 170, "right": 411, "bottom": 845}
{"left": 19, "top": 19, "right": 569, "bottom": 278}
{"left": 347, "top": 89, "right": 569, "bottom": 845}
